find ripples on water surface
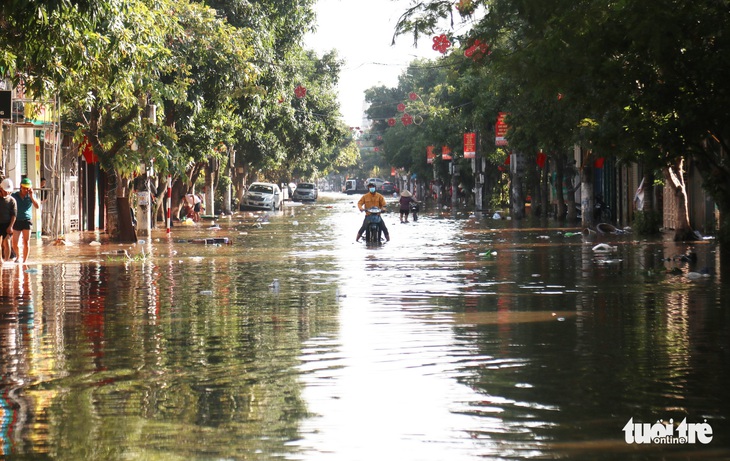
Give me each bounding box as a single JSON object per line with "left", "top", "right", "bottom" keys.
{"left": 0, "top": 193, "right": 728, "bottom": 460}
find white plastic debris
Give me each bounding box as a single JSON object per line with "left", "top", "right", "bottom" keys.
{"left": 592, "top": 243, "right": 617, "bottom": 253}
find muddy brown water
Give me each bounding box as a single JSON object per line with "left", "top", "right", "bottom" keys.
{"left": 0, "top": 192, "right": 728, "bottom": 460}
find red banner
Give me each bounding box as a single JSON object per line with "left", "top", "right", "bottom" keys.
{"left": 536, "top": 151, "right": 547, "bottom": 168}
{"left": 464, "top": 132, "right": 476, "bottom": 159}
{"left": 495, "top": 112, "right": 508, "bottom": 146}
{"left": 442, "top": 145, "right": 452, "bottom": 161}
{"left": 427, "top": 145, "right": 435, "bottom": 164}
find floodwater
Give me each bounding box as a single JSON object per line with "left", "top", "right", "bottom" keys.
{"left": 1, "top": 192, "right": 728, "bottom": 460}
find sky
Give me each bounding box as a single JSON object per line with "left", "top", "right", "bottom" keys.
{"left": 303, "top": 0, "right": 437, "bottom": 128}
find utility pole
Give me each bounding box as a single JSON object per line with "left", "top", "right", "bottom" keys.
{"left": 473, "top": 130, "right": 484, "bottom": 213}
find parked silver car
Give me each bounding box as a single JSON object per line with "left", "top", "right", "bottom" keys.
{"left": 291, "top": 182, "right": 319, "bottom": 202}
{"left": 241, "top": 182, "right": 283, "bottom": 211}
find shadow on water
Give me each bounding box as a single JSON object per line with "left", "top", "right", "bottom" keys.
{"left": 0, "top": 192, "right": 728, "bottom": 460}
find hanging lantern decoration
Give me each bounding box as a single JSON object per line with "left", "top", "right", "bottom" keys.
{"left": 387, "top": 118, "right": 396, "bottom": 127}
{"left": 464, "top": 39, "right": 490, "bottom": 61}
{"left": 397, "top": 103, "right": 406, "bottom": 112}
{"left": 409, "top": 92, "right": 418, "bottom": 101}
{"left": 594, "top": 157, "right": 605, "bottom": 169}
{"left": 432, "top": 34, "right": 451, "bottom": 54}
{"left": 294, "top": 85, "right": 307, "bottom": 98}
{"left": 456, "top": 0, "right": 475, "bottom": 15}
{"left": 401, "top": 113, "right": 413, "bottom": 126}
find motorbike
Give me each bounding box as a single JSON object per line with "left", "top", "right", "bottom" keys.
{"left": 409, "top": 201, "right": 419, "bottom": 222}
{"left": 364, "top": 207, "right": 384, "bottom": 243}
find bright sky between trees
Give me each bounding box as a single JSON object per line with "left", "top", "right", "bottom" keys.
{"left": 304, "top": 0, "right": 436, "bottom": 128}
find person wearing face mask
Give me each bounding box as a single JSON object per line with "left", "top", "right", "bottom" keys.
{"left": 356, "top": 183, "right": 390, "bottom": 242}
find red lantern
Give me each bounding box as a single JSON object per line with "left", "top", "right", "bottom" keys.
{"left": 387, "top": 118, "right": 396, "bottom": 127}
{"left": 397, "top": 103, "right": 406, "bottom": 112}
{"left": 294, "top": 85, "right": 307, "bottom": 98}
{"left": 432, "top": 34, "right": 451, "bottom": 54}
{"left": 409, "top": 92, "right": 418, "bottom": 101}
{"left": 401, "top": 113, "right": 413, "bottom": 126}
{"left": 465, "top": 39, "right": 490, "bottom": 61}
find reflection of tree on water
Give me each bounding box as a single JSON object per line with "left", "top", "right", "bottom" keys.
{"left": 0, "top": 266, "right": 35, "bottom": 455}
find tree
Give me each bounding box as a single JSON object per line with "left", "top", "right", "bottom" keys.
{"left": 394, "top": 0, "right": 730, "bottom": 247}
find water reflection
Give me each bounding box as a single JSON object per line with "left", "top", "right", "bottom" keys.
{"left": 0, "top": 194, "right": 727, "bottom": 460}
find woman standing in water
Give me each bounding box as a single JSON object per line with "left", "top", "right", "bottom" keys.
{"left": 399, "top": 190, "right": 415, "bottom": 223}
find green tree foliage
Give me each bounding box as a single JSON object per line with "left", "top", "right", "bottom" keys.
{"left": 2, "top": 0, "right": 351, "bottom": 237}
{"left": 394, "top": 0, "right": 730, "bottom": 244}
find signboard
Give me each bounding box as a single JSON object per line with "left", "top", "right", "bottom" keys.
{"left": 427, "top": 145, "right": 435, "bottom": 164}
{"left": 495, "top": 112, "right": 508, "bottom": 146}
{"left": 464, "top": 132, "right": 476, "bottom": 159}
{"left": 0, "top": 91, "right": 10, "bottom": 119}
{"left": 442, "top": 145, "right": 452, "bottom": 161}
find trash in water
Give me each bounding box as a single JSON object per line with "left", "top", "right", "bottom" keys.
{"left": 188, "top": 237, "right": 229, "bottom": 245}
{"left": 592, "top": 243, "right": 617, "bottom": 253}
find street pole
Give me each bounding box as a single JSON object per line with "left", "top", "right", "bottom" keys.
{"left": 166, "top": 175, "right": 172, "bottom": 234}
{"left": 474, "top": 130, "right": 484, "bottom": 213}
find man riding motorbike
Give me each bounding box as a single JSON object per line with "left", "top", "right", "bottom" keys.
{"left": 356, "top": 182, "right": 390, "bottom": 242}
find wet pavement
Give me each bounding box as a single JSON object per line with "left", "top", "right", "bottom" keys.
{"left": 1, "top": 192, "right": 728, "bottom": 460}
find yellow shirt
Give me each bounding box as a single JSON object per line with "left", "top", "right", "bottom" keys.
{"left": 358, "top": 192, "right": 386, "bottom": 214}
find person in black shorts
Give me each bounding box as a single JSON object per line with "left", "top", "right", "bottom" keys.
{"left": 0, "top": 178, "right": 17, "bottom": 262}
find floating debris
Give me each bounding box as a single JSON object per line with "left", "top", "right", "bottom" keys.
{"left": 592, "top": 243, "right": 617, "bottom": 253}
{"left": 187, "top": 237, "right": 229, "bottom": 245}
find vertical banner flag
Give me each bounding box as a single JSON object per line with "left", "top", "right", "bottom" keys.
{"left": 495, "top": 112, "right": 508, "bottom": 146}
{"left": 536, "top": 151, "right": 547, "bottom": 168}
{"left": 442, "top": 145, "right": 453, "bottom": 161}
{"left": 427, "top": 145, "right": 436, "bottom": 164}
{"left": 464, "top": 132, "right": 476, "bottom": 159}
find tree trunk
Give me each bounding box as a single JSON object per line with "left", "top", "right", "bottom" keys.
{"left": 665, "top": 158, "right": 698, "bottom": 241}
{"left": 554, "top": 154, "right": 568, "bottom": 220}
{"left": 106, "top": 172, "right": 137, "bottom": 242}
{"left": 580, "top": 163, "right": 594, "bottom": 229}
{"left": 511, "top": 171, "right": 525, "bottom": 219}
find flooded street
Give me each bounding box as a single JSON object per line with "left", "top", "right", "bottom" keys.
{"left": 1, "top": 192, "right": 728, "bottom": 460}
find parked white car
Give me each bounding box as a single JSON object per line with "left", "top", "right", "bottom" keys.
{"left": 291, "top": 182, "right": 319, "bottom": 202}
{"left": 241, "top": 182, "right": 283, "bottom": 211}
